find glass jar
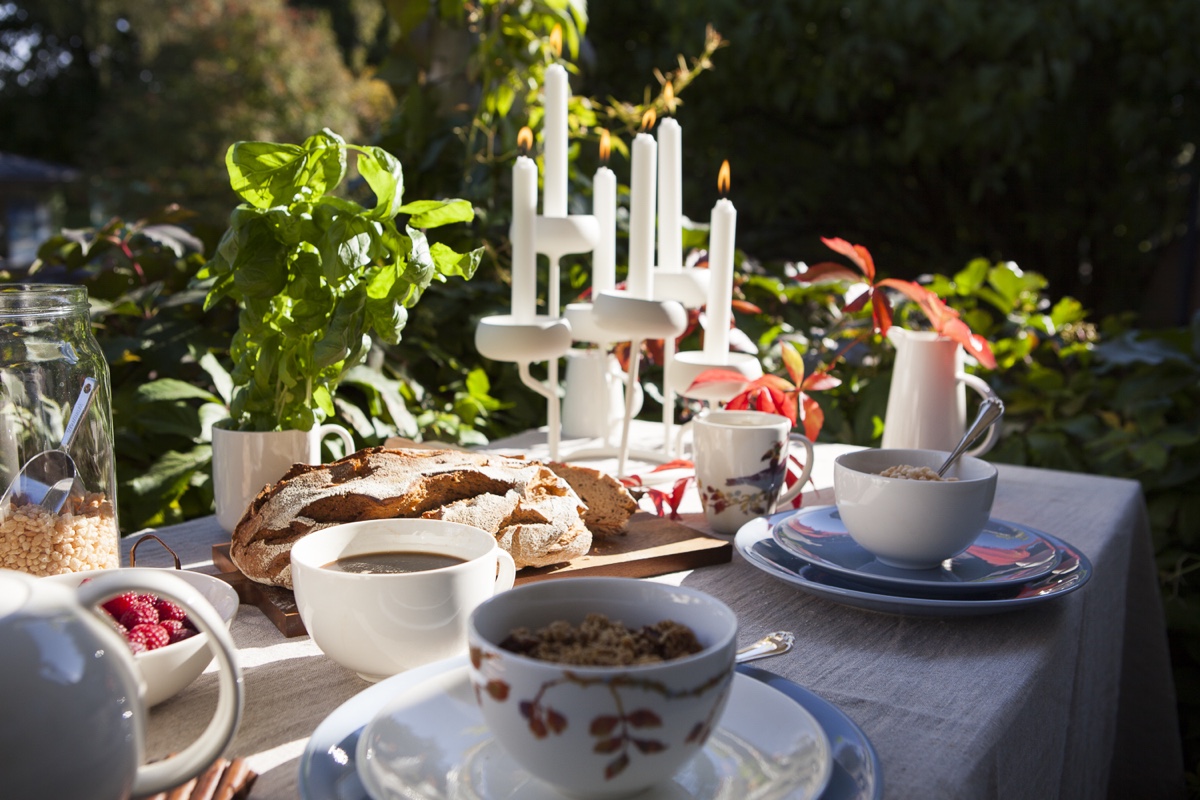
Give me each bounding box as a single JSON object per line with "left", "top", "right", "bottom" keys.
{"left": 0, "top": 284, "right": 119, "bottom": 575}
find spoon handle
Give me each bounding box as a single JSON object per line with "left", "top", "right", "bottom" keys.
{"left": 735, "top": 631, "right": 795, "bottom": 664}
{"left": 59, "top": 378, "right": 99, "bottom": 451}
{"left": 937, "top": 395, "right": 1004, "bottom": 477}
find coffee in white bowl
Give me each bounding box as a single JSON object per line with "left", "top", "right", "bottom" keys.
{"left": 290, "top": 518, "right": 516, "bottom": 681}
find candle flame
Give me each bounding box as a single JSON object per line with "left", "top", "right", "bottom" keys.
{"left": 641, "top": 107, "right": 657, "bottom": 131}
{"left": 663, "top": 82, "right": 675, "bottom": 108}
{"left": 517, "top": 126, "right": 534, "bottom": 153}
{"left": 717, "top": 160, "right": 731, "bottom": 194}
{"left": 550, "top": 25, "right": 563, "bottom": 57}
{"left": 599, "top": 129, "right": 611, "bottom": 163}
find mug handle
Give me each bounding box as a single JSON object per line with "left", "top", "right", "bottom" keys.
{"left": 777, "top": 433, "right": 816, "bottom": 507}
{"left": 75, "top": 570, "right": 244, "bottom": 798}
{"left": 956, "top": 373, "right": 1000, "bottom": 457}
{"left": 316, "top": 423, "right": 356, "bottom": 461}
{"left": 494, "top": 549, "right": 517, "bottom": 593}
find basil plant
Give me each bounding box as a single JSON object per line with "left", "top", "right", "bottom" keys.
{"left": 198, "top": 129, "right": 482, "bottom": 432}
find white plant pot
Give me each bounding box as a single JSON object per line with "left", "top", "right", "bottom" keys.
{"left": 211, "top": 421, "right": 354, "bottom": 534}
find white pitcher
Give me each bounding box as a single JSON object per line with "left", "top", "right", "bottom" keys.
{"left": 881, "top": 328, "right": 999, "bottom": 456}
{"left": 561, "top": 349, "right": 641, "bottom": 439}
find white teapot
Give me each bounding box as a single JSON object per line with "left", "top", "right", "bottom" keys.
{"left": 0, "top": 568, "right": 244, "bottom": 800}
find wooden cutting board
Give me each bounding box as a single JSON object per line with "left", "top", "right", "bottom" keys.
{"left": 212, "top": 512, "right": 730, "bottom": 638}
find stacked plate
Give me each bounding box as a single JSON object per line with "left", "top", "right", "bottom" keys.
{"left": 735, "top": 506, "right": 1092, "bottom": 616}
{"left": 298, "top": 654, "right": 883, "bottom": 800}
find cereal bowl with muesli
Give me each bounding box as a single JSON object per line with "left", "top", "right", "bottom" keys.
{"left": 834, "top": 447, "right": 998, "bottom": 570}
{"left": 466, "top": 577, "right": 738, "bottom": 799}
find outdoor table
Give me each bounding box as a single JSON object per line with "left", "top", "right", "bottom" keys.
{"left": 128, "top": 423, "right": 1183, "bottom": 799}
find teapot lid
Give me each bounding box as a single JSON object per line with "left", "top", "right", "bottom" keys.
{"left": 0, "top": 569, "right": 34, "bottom": 617}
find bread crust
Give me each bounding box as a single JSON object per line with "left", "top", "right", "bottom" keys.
{"left": 229, "top": 447, "right": 592, "bottom": 587}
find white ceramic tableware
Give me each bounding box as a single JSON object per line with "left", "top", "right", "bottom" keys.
{"left": 833, "top": 448, "right": 998, "bottom": 569}
{"left": 562, "top": 348, "right": 643, "bottom": 438}
{"left": 467, "top": 577, "right": 739, "bottom": 800}
{"left": 881, "top": 328, "right": 1000, "bottom": 455}
{"left": 211, "top": 420, "right": 355, "bottom": 533}
{"left": 290, "top": 518, "right": 516, "bottom": 682}
{"left": 1, "top": 568, "right": 243, "bottom": 800}
{"left": 692, "top": 410, "right": 815, "bottom": 534}
{"left": 43, "top": 567, "right": 240, "bottom": 706}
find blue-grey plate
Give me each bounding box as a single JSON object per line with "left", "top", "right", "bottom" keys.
{"left": 299, "top": 655, "right": 882, "bottom": 800}
{"left": 772, "top": 506, "right": 1061, "bottom": 596}
{"left": 737, "top": 512, "right": 1091, "bottom": 617}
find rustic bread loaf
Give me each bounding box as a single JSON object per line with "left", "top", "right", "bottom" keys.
{"left": 230, "top": 447, "right": 591, "bottom": 588}
{"left": 545, "top": 462, "right": 638, "bottom": 536}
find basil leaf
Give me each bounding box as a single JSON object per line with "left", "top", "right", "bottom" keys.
{"left": 300, "top": 130, "right": 347, "bottom": 196}
{"left": 398, "top": 198, "right": 475, "bottom": 229}
{"left": 226, "top": 141, "right": 308, "bottom": 209}
{"left": 314, "top": 287, "right": 366, "bottom": 370}
{"left": 357, "top": 146, "right": 404, "bottom": 220}
{"left": 231, "top": 218, "right": 288, "bottom": 299}
{"left": 430, "top": 242, "right": 483, "bottom": 280}
{"left": 318, "top": 215, "right": 380, "bottom": 282}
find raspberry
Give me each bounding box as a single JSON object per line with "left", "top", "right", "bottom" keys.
{"left": 168, "top": 626, "right": 198, "bottom": 645}
{"left": 119, "top": 603, "right": 159, "bottom": 630}
{"left": 136, "top": 594, "right": 157, "bottom": 606}
{"left": 102, "top": 592, "right": 140, "bottom": 619}
{"left": 160, "top": 619, "right": 185, "bottom": 636}
{"left": 127, "top": 639, "right": 148, "bottom": 655}
{"left": 154, "top": 598, "right": 187, "bottom": 623}
{"left": 127, "top": 623, "right": 169, "bottom": 652}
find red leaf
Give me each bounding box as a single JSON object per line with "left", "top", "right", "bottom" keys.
{"left": 800, "top": 395, "right": 825, "bottom": 442}
{"left": 802, "top": 370, "right": 841, "bottom": 392}
{"left": 843, "top": 289, "right": 870, "bottom": 313}
{"left": 605, "top": 753, "right": 630, "bottom": 780}
{"left": 590, "top": 716, "right": 621, "bottom": 736}
{"left": 627, "top": 709, "right": 663, "bottom": 728}
{"left": 725, "top": 392, "right": 750, "bottom": 411}
{"left": 731, "top": 299, "right": 762, "bottom": 314}
{"left": 685, "top": 721, "right": 706, "bottom": 743}
{"left": 687, "top": 368, "right": 754, "bottom": 395}
{"left": 777, "top": 390, "right": 798, "bottom": 426}
{"left": 650, "top": 459, "right": 693, "bottom": 472}
{"left": 546, "top": 708, "right": 568, "bottom": 734}
{"left": 486, "top": 680, "right": 509, "bottom": 701}
{"left": 871, "top": 289, "right": 894, "bottom": 336}
{"left": 632, "top": 738, "right": 666, "bottom": 754}
{"left": 819, "top": 237, "right": 868, "bottom": 274}
{"left": 797, "top": 260, "right": 863, "bottom": 284}
{"left": 593, "top": 737, "right": 623, "bottom": 754}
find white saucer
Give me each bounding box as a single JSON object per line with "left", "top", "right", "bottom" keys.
{"left": 772, "top": 506, "right": 1062, "bottom": 596}
{"left": 357, "top": 659, "right": 831, "bottom": 800}
{"left": 736, "top": 512, "right": 1091, "bottom": 617}
{"left": 298, "top": 656, "right": 883, "bottom": 800}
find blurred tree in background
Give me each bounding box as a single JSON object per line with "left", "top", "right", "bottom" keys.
{"left": 583, "top": 0, "right": 1200, "bottom": 327}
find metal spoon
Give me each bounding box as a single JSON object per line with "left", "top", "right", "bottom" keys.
{"left": 0, "top": 377, "right": 99, "bottom": 514}
{"left": 735, "top": 631, "right": 795, "bottom": 664}
{"left": 936, "top": 394, "right": 1004, "bottom": 478}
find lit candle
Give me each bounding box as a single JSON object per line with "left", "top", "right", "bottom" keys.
{"left": 511, "top": 155, "right": 538, "bottom": 322}
{"left": 593, "top": 131, "right": 617, "bottom": 295}
{"left": 704, "top": 161, "right": 736, "bottom": 361}
{"left": 627, "top": 132, "right": 657, "bottom": 299}
{"left": 656, "top": 117, "right": 682, "bottom": 272}
{"left": 543, "top": 64, "right": 569, "bottom": 217}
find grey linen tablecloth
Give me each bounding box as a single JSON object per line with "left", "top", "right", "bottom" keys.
{"left": 128, "top": 432, "right": 1184, "bottom": 799}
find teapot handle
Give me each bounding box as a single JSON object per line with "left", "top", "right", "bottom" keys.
{"left": 76, "top": 570, "right": 244, "bottom": 796}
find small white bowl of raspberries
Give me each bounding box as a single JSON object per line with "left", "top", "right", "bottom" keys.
{"left": 45, "top": 568, "right": 239, "bottom": 706}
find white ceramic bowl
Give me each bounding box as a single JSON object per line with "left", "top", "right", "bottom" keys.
{"left": 834, "top": 448, "right": 998, "bottom": 569}
{"left": 44, "top": 568, "right": 239, "bottom": 706}
{"left": 290, "top": 518, "right": 516, "bottom": 682}
{"left": 468, "top": 577, "right": 738, "bottom": 799}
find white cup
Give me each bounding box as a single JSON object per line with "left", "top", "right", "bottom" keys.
{"left": 211, "top": 421, "right": 354, "bottom": 533}
{"left": 290, "top": 518, "right": 517, "bottom": 682}
{"left": 693, "top": 410, "right": 815, "bottom": 534}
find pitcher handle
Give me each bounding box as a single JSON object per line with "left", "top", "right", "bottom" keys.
{"left": 316, "top": 423, "right": 356, "bottom": 460}
{"left": 76, "top": 570, "right": 244, "bottom": 797}
{"left": 957, "top": 373, "right": 1000, "bottom": 457}
{"left": 777, "top": 433, "right": 815, "bottom": 506}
